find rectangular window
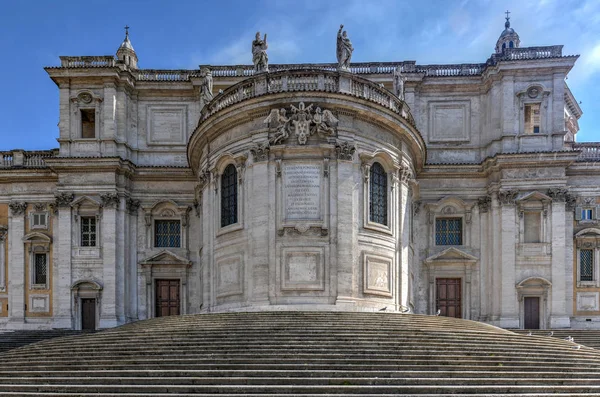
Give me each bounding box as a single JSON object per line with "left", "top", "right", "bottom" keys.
{"left": 524, "top": 212, "right": 541, "bottom": 243}
{"left": 524, "top": 103, "right": 541, "bottom": 134}
{"left": 580, "top": 249, "right": 594, "bottom": 282}
{"left": 34, "top": 253, "right": 47, "bottom": 285}
{"left": 81, "top": 109, "right": 96, "bottom": 139}
{"left": 81, "top": 217, "right": 97, "bottom": 247}
{"left": 31, "top": 213, "right": 47, "bottom": 229}
{"left": 155, "top": 220, "right": 181, "bottom": 248}
{"left": 435, "top": 218, "right": 462, "bottom": 245}
{"left": 582, "top": 209, "right": 593, "bottom": 220}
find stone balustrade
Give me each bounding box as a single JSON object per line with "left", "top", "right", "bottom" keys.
{"left": 0, "top": 149, "right": 58, "bottom": 169}
{"left": 137, "top": 69, "right": 191, "bottom": 81}
{"left": 59, "top": 56, "right": 116, "bottom": 68}
{"left": 573, "top": 143, "right": 600, "bottom": 161}
{"left": 199, "top": 69, "right": 415, "bottom": 127}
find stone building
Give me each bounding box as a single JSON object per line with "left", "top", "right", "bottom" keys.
{"left": 0, "top": 17, "right": 598, "bottom": 331}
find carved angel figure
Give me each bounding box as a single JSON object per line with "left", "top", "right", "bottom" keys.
{"left": 265, "top": 108, "right": 290, "bottom": 145}
{"left": 252, "top": 32, "right": 269, "bottom": 73}
{"left": 312, "top": 107, "right": 338, "bottom": 136}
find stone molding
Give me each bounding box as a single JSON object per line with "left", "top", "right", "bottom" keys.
{"left": 9, "top": 202, "right": 27, "bottom": 216}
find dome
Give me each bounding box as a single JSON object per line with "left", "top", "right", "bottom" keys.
{"left": 495, "top": 12, "right": 520, "bottom": 54}
{"left": 116, "top": 26, "right": 138, "bottom": 69}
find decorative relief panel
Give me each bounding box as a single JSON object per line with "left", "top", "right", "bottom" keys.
{"left": 363, "top": 253, "right": 393, "bottom": 297}
{"left": 216, "top": 254, "right": 243, "bottom": 298}
{"left": 428, "top": 101, "right": 471, "bottom": 142}
{"left": 577, "top": 292, "right": 599, "bottom": 312}
{"left": 147, "top": 106, "right": 187, "bottom": 145}
{"left": 265, "top": 102, "right": 338, "bottom": 145}
{"left": 29, "top": 294, "right": 49, "bottom": 313}
{"left": 284, "top": 163, "right": 322, "bottom": 221}
{"left": 281, "top": 247, "right": 325, "bottom": 291}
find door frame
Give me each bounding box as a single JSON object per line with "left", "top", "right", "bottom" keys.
{"left": 71, "top": 280, "right": 102, "bottom": 330}
{"left": 523, "top": 296, "right": 541, "bottom": 329}
{"left": 435, "top": 277, "right": 463, "bottom": 318}
{"left": 154, "top": 278, "right": 182, "bottom": 318}
{"left": 81, "top": 298, "right": 96, "bottom": 330}
{"left": 517, "top": 277, "right": 551, "bottom": 330}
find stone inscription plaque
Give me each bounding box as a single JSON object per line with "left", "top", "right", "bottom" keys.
{"left": 284, "top": 164, "right": 321, "bottom": 220}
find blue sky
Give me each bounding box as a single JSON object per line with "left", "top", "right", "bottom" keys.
{"left": 0, "top": 0, "right": 599, "bottom": 150}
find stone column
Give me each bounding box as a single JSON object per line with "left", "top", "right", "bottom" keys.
{"left": 249, "top": 145, "right": 270, "bottom": 305}
{"left": 99, "top": 193, "right": 120, "bottom": 328}
{"left": 490, "top": 193, "right": 501, "bottom": 321}
{"left": 335, "top": 142, "right": 357, "bottom": 306}
{"left": 477, "top": 196, "right": 492, "bottom": 321}
{"left": 551, "top": 73, "right": 565, "bottom": 134}
{"left": 398, "top": 167, "right": 412, "bottom": 310}
{"left": 7, "top": 202, "right": 26, "bottom": 326}
{"left": 548, "top": 188, "right": 570, "bottom": 328}
{"left": 498, "top": 190, "right": 519, "bottom": 328}
{"left": 52, "top": 193, "right": 75, "bottom": 328}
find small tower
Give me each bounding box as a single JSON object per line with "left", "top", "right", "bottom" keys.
{"left": 116, "top": 25, "right": 138, "bottom": 69}
{"left": 495, "top": 11, "right": 520, "bottom": 54}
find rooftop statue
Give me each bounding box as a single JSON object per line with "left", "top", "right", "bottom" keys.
{"left": 336, "top": 24, "right": 353, "bottom": 71}
{"left": 199, "top": 67, "right": 213, "bottom": 108}
{"left": 252, "top": 32, "right": 269, "bottom": 73}
{"left": 393, "top": 66, "right": 406, "bottom": 101}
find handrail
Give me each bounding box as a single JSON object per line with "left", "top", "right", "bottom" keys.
{"left": 198, "top": 68, "right": 415, "bottom": 128}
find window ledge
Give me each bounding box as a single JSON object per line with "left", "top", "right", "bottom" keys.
{"left": 577, "top": 281, "right": 598, "bottom": 288}
{"left": 31, "top": 284, "right": 47, "bottom": 290}
{"left": 217, "top": 223, "right": 243, "bottom": 237}
{"left": 364, "top": 221, "right": 393, "bottom": 236}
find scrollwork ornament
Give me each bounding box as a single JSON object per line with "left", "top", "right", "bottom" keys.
{"left": 335, "top": 140, "right": 356, "bottom": 161}
{"left": 54, "top": 192, "right": 75, "bottom": 208}
{"left": 250, "top": 143, "right": 270, "bottom": 162}
{"left": 0, "top": 226, "right": 7, "bottom": 241}
{"left": 400, "top": 166, "right": 413, "bottom": 184}
{"left": 100, "top": 193, "right": 120, "bottom": 209}
{"left": 498, "top": 189, "right": 519, "bottom": 206}
{"left": 193, "top": 198, "right": 201, "bottom": 218}
{"left": 126, "top": 198, "right": 140, "bottom": 215}
{"left": 412, "top": 200, "right": 421, "bottom": 216}
{"left": 33, "top": 203, "right": 47, "bottom": 212}
{"left": 547, "top": 187, "right": 569, "bottom": 202}
{"left": 477, "top": 196, "right": 492, "bottom": 213}
{"left": 9, "top": 202, "right": 27, "bottom": 216}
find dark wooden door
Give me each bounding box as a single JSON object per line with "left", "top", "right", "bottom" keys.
{"left": 524, "top": 297, "right": 540, "bottom": 329}
{"left": 81, "top": 298, "right": 96, "bottom": 330}
{"left": 436, "top": 278, "right": 462, "bottom": 318}
{"left": 155, "top": 279, "right": 180, "bottom": 317}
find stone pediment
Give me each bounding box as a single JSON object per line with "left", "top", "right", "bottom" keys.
{"left": 575, "top": 228, "right": 600, "bottom": 238}
{"left": 424, "top": 247, "right": 478, "bottom": 265}
{"left": 139, "top": 250, "right": 192, "bottom": 267}
{"left": 70, "top": 195, "right": 101, "bottom": 208}
{"left": 517, "top": 191, "right": 552, "bottom": 203}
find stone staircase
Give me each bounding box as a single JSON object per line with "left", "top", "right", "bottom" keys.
{"left": 1, "top": 311, "right": 600, "bottom": 396}
{"left": 513, "top": 329, "right": 600, "bottom": 350}
{"left": 0, "top": 329, "right": 90, "bottom": 353}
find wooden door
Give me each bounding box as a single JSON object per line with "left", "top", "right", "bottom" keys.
{"left": 436, "top": 278, "right": 462, "bottom": 318}
{"left": 155, "top": 279, "right": 180, "bottom": 317}
{"left": 524, "top": 297, "right": 540, "bottom": 329}
{"left": 81, "top": 298, "right": 96, "bottom": 330}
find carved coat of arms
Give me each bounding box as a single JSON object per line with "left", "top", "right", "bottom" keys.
{"left": 264, "top": 102, "right": 338, "bottom": 145}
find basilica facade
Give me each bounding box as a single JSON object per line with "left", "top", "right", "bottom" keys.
{"left": 0, "top": 17, "right": 598, "bottom": 331}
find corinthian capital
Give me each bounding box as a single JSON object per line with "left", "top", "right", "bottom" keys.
{"left": 9, "top": 202, "right": 27, "bottom": 216}
{"left": 547, "top": 187, "right": 569, "bottom": 202}
{"left": 498, "top": 189, "right": 518, "bottom": 206}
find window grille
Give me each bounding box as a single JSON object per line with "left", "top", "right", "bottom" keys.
{"left": 435, "top": 218, "right": 462, "bottom": 245}
{"left": 154, "top": 220, "right": 181, "bottom": 248}
{"left": 34, "top": 253, "right": 47, "bottom": 285}
{"left": 81, "top": 217, "right": 97, "bottom": 247}
{"left": 221, "top": 164, "right": 238, "bottom": 227}
{"left": 369, "top": 162, "right": 387, "bottom": 225}
{"left": 580, "top": 249, "right": 594, "bottom": 282}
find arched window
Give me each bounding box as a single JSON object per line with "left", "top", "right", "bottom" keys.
{"left": 369, "top": 162, "right": 387, "bottom": 225}
{"left": 509, "top": 41, "right": 514, "bottom": 48}
{"left": 221, "top": 164, "right": 238, "bottom": 227}
{"left": 502, "top": 42, "right": 506, "bottom": 49}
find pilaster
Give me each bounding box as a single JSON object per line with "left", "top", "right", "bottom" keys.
{"left": 499, "top": 191, "right": 519, "bottom": 328}
{"left": 249, "top": 153, "right": 270, "bottom": 304}
{"left": 53, "top": 194, "right": 74, "bottom": 328}
{"left": 7, "top": 203, "right": 26, "bottom": 325}
{"left": 99, "top": 193, "right": 119, "bottom": 328}
{"left": 550, "top": 197, "right": 570, "bottom": 327}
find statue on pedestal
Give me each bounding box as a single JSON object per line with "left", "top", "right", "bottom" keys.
{"left": 252, "top": 32, "right": 269, "bottom": 73}
{"left": 336, "top": 24, "right": 353, "bottom": 71}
